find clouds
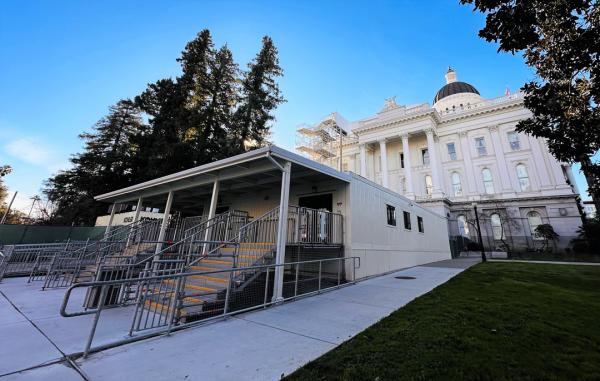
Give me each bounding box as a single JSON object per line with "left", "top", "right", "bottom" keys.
{"left": 4, "top": 137, "right": 69, "bottom": 174}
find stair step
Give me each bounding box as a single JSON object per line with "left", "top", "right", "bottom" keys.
{"left": 161, "top": 279, "right": 219, "bottom": 293}
{"left": 189, "top": 274, "right": 228, "bottom": 284}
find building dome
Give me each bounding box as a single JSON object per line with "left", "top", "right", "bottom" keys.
{"left": 432, "top": 67, "right": 483, "bottom": 111}
{"left": 433, "top": 81, "right": 480, "bottom": 104}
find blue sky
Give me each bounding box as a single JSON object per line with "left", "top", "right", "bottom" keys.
{"left": 0, "top": 0, "right": 590, "bottom": 213}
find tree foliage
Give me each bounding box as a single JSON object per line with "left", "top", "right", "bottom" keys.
{"left": 43, "top": 30, "right": 284, "bottom": 225}
{"left": 461, "top": 0, "right": 600, "bottom": 209}
{"left": 0, "top": 165, "right": 12, "bottom": 204}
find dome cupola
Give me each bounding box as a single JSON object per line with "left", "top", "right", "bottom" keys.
{"left": 432, "top": 67, "right": 482, "bottom": 112}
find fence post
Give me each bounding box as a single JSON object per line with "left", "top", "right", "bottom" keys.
{"left": 223, "top": 270, "right": 233, "bottom": 315}
{"left": 263, "top": 267, "right": 270, "bottom": 307}
{"left": 166, "top": 275, "right": 184, "bottom": 335}
{"left": 318, "top": 261, "right": 322, "bottom": 293}
{"left": 84, "top": 285, "right": 108, "bottom": 358}
{"left": 294, "top": 262, "right": 300, "bottom": 297}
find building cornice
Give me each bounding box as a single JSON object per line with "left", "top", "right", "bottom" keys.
{"left": 350, "top": 94, "right": 526, "bottom": 138}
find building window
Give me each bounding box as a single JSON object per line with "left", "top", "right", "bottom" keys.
{"left": 447, "top": 143, "right": 457, "bottom": 161}
{"left": 403, "top": 211, "right": 411, "bottom": 230}
{"left": 507, "top": 131, "right": 520, "bottom": 150}
{"left": 425, "top": 175, "right": 433, "bottom": 196}
{"left": 482, "top": 168, "right": 494, "bottom": 194}
{"left": 457, "top": 215, "right": 469, "bottom": 236}
{"left": 475, "top": 137, "right": 487, "bottom": 156}
{"left": 451, "top": 172, "right": 462, "bottom": 196}
{"left": 399, "top": 177, "right": 406, "bottom": 193}
{"left": 417, "top": 216, "right": 424, "bottom": 233}
{"left": 516, "top": 163, "right": 530, "bottom": 191}
{"left": 421, "top": 148, "right": 430, "bottom": 165}
{"left": 490, "top": 213, "right": 503, "bottom": 240}
{"left": 386, "top": 204, "right": 396, "bottom": 226}
{"left": 399, "top": 153, "right": 405, "bottom": 169}
{"left": 527, "top": 211, "right": 543, "bottom": 240}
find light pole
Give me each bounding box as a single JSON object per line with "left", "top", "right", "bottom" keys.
{"left": 27, "top": 195, "right": 40, "bottom": 220}
{"left": 472, "top": 202, "right": 486, "bottom": 262}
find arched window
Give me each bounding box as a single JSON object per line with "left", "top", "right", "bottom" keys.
{"left": 482, "top": 168, "right": 494, "bottom": 194}
{"left": 457, "top": 215, "right": 469, "bottom": 236}
{"left": 516, "top": 164, "right": 530, "bottom": 191}
{"left": 425, "top": 175, "right": 433, "bottom": 196}
{"left": 490, "top": 213, "right": 503, "bottom": 240}
{"left": 527, "top": 211, "right": 543, "bottom": 240}
{"left": 451, "top": 172, "right": 462, "bottom": 196}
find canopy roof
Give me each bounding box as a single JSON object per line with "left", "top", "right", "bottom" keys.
{"left": 94, "top": 145, "right": 351, "bottom": 207}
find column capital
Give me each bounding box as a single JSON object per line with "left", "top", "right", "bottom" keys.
{"left": 424, "top": 128, "right": 436, "bottom": 137}
{"left": 458, "top": 131, "right": 469, "bottom": 138}
{"left": 488, "top": 125, "right": 500, "bottom": 133}
{"left": 401, "top": 133, "right": 410, "bottom": 140}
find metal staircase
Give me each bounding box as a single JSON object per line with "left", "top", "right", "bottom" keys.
{"left": 136, "top": 208, "right": 276, "bottom": 325}
{"left": 59, "top": 207, "right": 350, "bottom": 356}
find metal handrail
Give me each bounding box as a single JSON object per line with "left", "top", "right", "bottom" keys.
{"left": 60, "top": 256, "right": 360, "bottom": 357}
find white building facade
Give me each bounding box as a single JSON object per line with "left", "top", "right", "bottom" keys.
{"left": 298, "top": 69, "right": 583, "bottom": 253}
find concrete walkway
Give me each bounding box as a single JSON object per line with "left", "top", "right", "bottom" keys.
{"left": 0, "top": 258, "right": 477, "bottom": 380}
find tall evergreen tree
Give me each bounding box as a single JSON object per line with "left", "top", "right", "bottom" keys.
{"left": 42, "top": 30, "right": 285, "bottom": 225}
{"left": 44, "top": 100, "right": 144, "bottom": 224}
{"left": 134, "top": 79, "right": 193, "bottom": 180}
{"left": 232, "top": 36, "right": 285, "bottom": 153}
{"left": 202, "top": 44, "right": 239, "bottom": 161}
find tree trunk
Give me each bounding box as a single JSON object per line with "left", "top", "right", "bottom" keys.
{"left": 579, "top": 155, "right": 600, "bottom": 214}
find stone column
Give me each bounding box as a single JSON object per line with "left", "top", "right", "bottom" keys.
{"left": 379, "top": 140, "right": 389, "bottom": 188}
{"left": 458, "top": 132, "right": 478, "bottom": 196}
{"left": 528, "top": 135, "right": 553, "bottom": 189}
{"left": 425, "top": 129, "right": 443, "bottom": 197}
{"left": 359, "top": 144, "right": 367, "bottom": 178}
{"left": 540, "top": 139, "right": 571, "bottom": 190}
{"left": 488, "top": 126, "right": 513, "bottom": 192}
{"left": 401, "top": 134, "right": 415, "bottom": 199}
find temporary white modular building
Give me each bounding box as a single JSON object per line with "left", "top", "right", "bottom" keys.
{"left": 95, "top": 145, "right": 451, "bottom": 282}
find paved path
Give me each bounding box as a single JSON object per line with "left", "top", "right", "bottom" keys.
{"left": 0, "top": 258, "right": 477, "bottom": 380}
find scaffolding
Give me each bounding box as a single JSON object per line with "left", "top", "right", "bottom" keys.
{"left": 296, "top": 112, "right": 356, "bottom": 170}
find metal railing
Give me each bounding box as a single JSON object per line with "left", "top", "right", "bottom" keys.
{"left": 32, "top": 219, "right": 173, "bottom": 289}
{"left": 60, "top": 256, "right": 360, "bottom": 357}
{"left": 0, "top": 241, "right": 90, "bottom": 280}
{"left": 288, "top": 206, "right": 343, "bottom": 245}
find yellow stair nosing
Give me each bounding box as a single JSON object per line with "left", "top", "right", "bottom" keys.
{"left": 189, "top": 274, "right": 228, "bottom": 283}
{"left": 162, "top": 279, "right": 218, "bottom": 292}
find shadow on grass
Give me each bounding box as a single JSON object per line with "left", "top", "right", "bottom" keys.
{"left": 284, "top": 262, "right": 600, "bottom": 381}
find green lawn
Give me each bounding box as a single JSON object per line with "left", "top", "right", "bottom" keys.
{"left": 285, "top": 263, "right": 600, "bottom": 381}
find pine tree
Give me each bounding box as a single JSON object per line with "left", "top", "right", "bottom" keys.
{"left": 134, "top": 78, "right": 193, "bottom": 180}
{"left": 202, "top": 44, "right": 239, "bottom": 161}
{"left": 42, "top": 30, "right": 285, "bottom": 225}
{"left": 44, "top": 100, "right": 145, "bottom": 224}
{"left": 232, "top": 36, "right": 285, "bottom": 154}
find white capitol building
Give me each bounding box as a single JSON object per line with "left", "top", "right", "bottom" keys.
{"left": 297, "top": 68, "right": 582, "bottom": 251}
